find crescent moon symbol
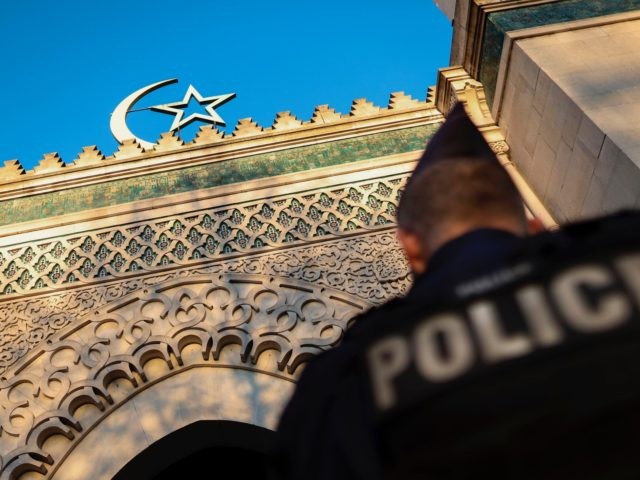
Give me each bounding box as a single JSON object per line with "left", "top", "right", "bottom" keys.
{"left": 110, "top": 78, "right": 178, "bottom": 150}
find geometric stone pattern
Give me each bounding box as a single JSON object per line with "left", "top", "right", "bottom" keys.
{"left": 0, "top": 230, "right": 408, "bottom": 376}
{"left": 0, "top": 274, "right": 369, "bottom": 478}
{"left": 0, "top": 176, "right": 406, "bottom": 296}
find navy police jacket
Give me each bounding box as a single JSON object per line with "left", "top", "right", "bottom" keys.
{"left": 273, "top": 211, "right": 640, "bottom": 480}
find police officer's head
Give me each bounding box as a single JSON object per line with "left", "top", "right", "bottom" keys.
{"left": 397, "top": 103, "right": 539, "bottom": 274}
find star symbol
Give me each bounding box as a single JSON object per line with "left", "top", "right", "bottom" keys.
{"left": 151, "top": 85, "right": 236, "bottom": 131}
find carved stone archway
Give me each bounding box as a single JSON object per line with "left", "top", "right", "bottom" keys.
{"left": 0, "top": 274, "right": 369, "bottom": 479}
{"left": 113, "top": 420, "right": 275, "bottom": 480}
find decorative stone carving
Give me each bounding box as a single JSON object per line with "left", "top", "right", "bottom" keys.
{"left": 0, "top": 279, "right": 145, "bottom": 374}
{"left": 33, "top": 153, "right": 65, "bottom": 174}
{"left": 0, "top": 160, "right": 26, "bottom": 181}
{"left": 72, "top": 146, "right": 106, "bottom": 166}
{"left": 206, "top": 230, "right": 411, "bottom": 303}
{"left": 310, "top": 104, "right": 342, "bottom": 124}
{"left": 0, "top": 175, "right": 407, "bottom": 295}
{"left": 489, "top": 140, "right": 509, "bottom": 154}
{"left": 153, "top": 131, "right": 185, "bottom": 152}
{"left": 232, "top": 118, "right": 263, "bottom": 137}
{"left": 0, "top": 230, "right": 409, "bottom": 376}
{"left": 0, "top": 274, "right": 368, "bottom": 479}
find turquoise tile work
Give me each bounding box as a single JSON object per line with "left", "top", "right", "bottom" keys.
{"left": 481, "top": 0, "right": 640, "bottom": 106}
{"left": 0, "top": 123, "right": 441, "bottom": 226}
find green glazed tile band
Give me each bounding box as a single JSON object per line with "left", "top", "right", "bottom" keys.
{"left": 0, "top": 123, "right": 441, "bottom": 226}
{"left": 481, "top": 0, "right": 640, "bottom": 107}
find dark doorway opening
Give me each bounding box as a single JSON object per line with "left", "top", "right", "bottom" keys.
{"left": 113, "top": 420, "right": 274, "bottom": 480}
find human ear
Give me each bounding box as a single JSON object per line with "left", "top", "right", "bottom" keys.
{"left": 397, "top": 228, "right": 428, "bottom": 275}
{"left": 527, "top": 217, "right": 545, "bottom": 235}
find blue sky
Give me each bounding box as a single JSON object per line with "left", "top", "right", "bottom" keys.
{"left": 0, "top": 1, "right": 452, "bottom": 170}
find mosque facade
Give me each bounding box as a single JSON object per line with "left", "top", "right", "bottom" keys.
{"left": 0, "top": 0, "right": 638, "bottom": 478}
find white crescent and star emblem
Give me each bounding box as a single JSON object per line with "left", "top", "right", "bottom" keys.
{"left": 151, "top": 85, "right": 235, "bottom": 131}
{"left": 110, "top": 79, "right": 236, "bottom": 149}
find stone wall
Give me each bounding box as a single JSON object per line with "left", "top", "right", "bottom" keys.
{"left": 496, "top": 13, "right": 640, "bottom": 222}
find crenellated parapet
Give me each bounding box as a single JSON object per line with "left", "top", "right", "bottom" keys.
{"left": 0, "top": 91, "right": 436, "bottom": 185}
{"left": 113, "top": 138, "right": 145, "bottom": 160}
{"left": 388, "top": 91, "right": 424, "bottom": 110}
{"left": 232, "top": 118, "right": 264, "bottom": 138}
{"left": 271, "top": 111, "right": 304, "bottom": 131}
{"left": 73, "top": 146, "right": 106, "bottom": 166}
{"left": 33, "top": 153, "right": 65, "bottom": 175}
{"left": 349, "top": 98, "right": 382, "bottom": 117}
{"left": 153, "top": 131, "right": 185, "bottom": 151}
{"left": 192, "top": 124, "right": 225, "bottom": 144}
{"left": 0, "top": 160, "right": 25, "bottom": 179}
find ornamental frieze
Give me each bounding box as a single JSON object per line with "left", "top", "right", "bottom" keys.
{"left": 0, "top": 175, "right": 406, "bottom": 296}
{"left": 0, "top": 230, "right": 409, "bottom": 375}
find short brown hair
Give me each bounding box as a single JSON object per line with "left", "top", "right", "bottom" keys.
{"left": 397, "top": 157, "right": 526, "bottom": 246}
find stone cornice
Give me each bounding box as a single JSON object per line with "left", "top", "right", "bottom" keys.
{"left": 0, "top": 152, "right": 416, "bottom": 242}
{"left": 0, "top": 123, "right": 439, "bottom": 227}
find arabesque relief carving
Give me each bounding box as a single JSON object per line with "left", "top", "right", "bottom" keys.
{"left": 0, "top": 274, "right": 368, "bottom": 479}
{"left": 0, "top": 230, "right": 409, "bottom": 376}
{"left": 204, "top": 230, "right": 410, "bottom": 302}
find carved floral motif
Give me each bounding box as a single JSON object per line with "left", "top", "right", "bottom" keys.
{"left": 207, "top": 230, "right": 411, "bottom": 302}
{"left": 0, "top": 231, "right": 410, "bottom": 376}
{"left": 0, "top": 274, "right": 368, "bottom": 478}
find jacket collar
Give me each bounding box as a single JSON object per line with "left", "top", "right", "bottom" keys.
{"left": 409, "top": 228, "right": 524, "bottom": 297}
{"left": 428, "top": 228, "right": 521, "bottom": 273}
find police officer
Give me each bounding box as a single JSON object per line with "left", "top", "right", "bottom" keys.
{"left": 272, "top": 103, "right": 640, "bottom": 479}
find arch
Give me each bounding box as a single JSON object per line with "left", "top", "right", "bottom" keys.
{"left": 52, "top": 367, "right": 288, "bottom": 479}
{"left": 113, "top": 420, "right": 273, "bottom": 480}
{"left": 0, "top": 274, "right": 369, "bottom": 479}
